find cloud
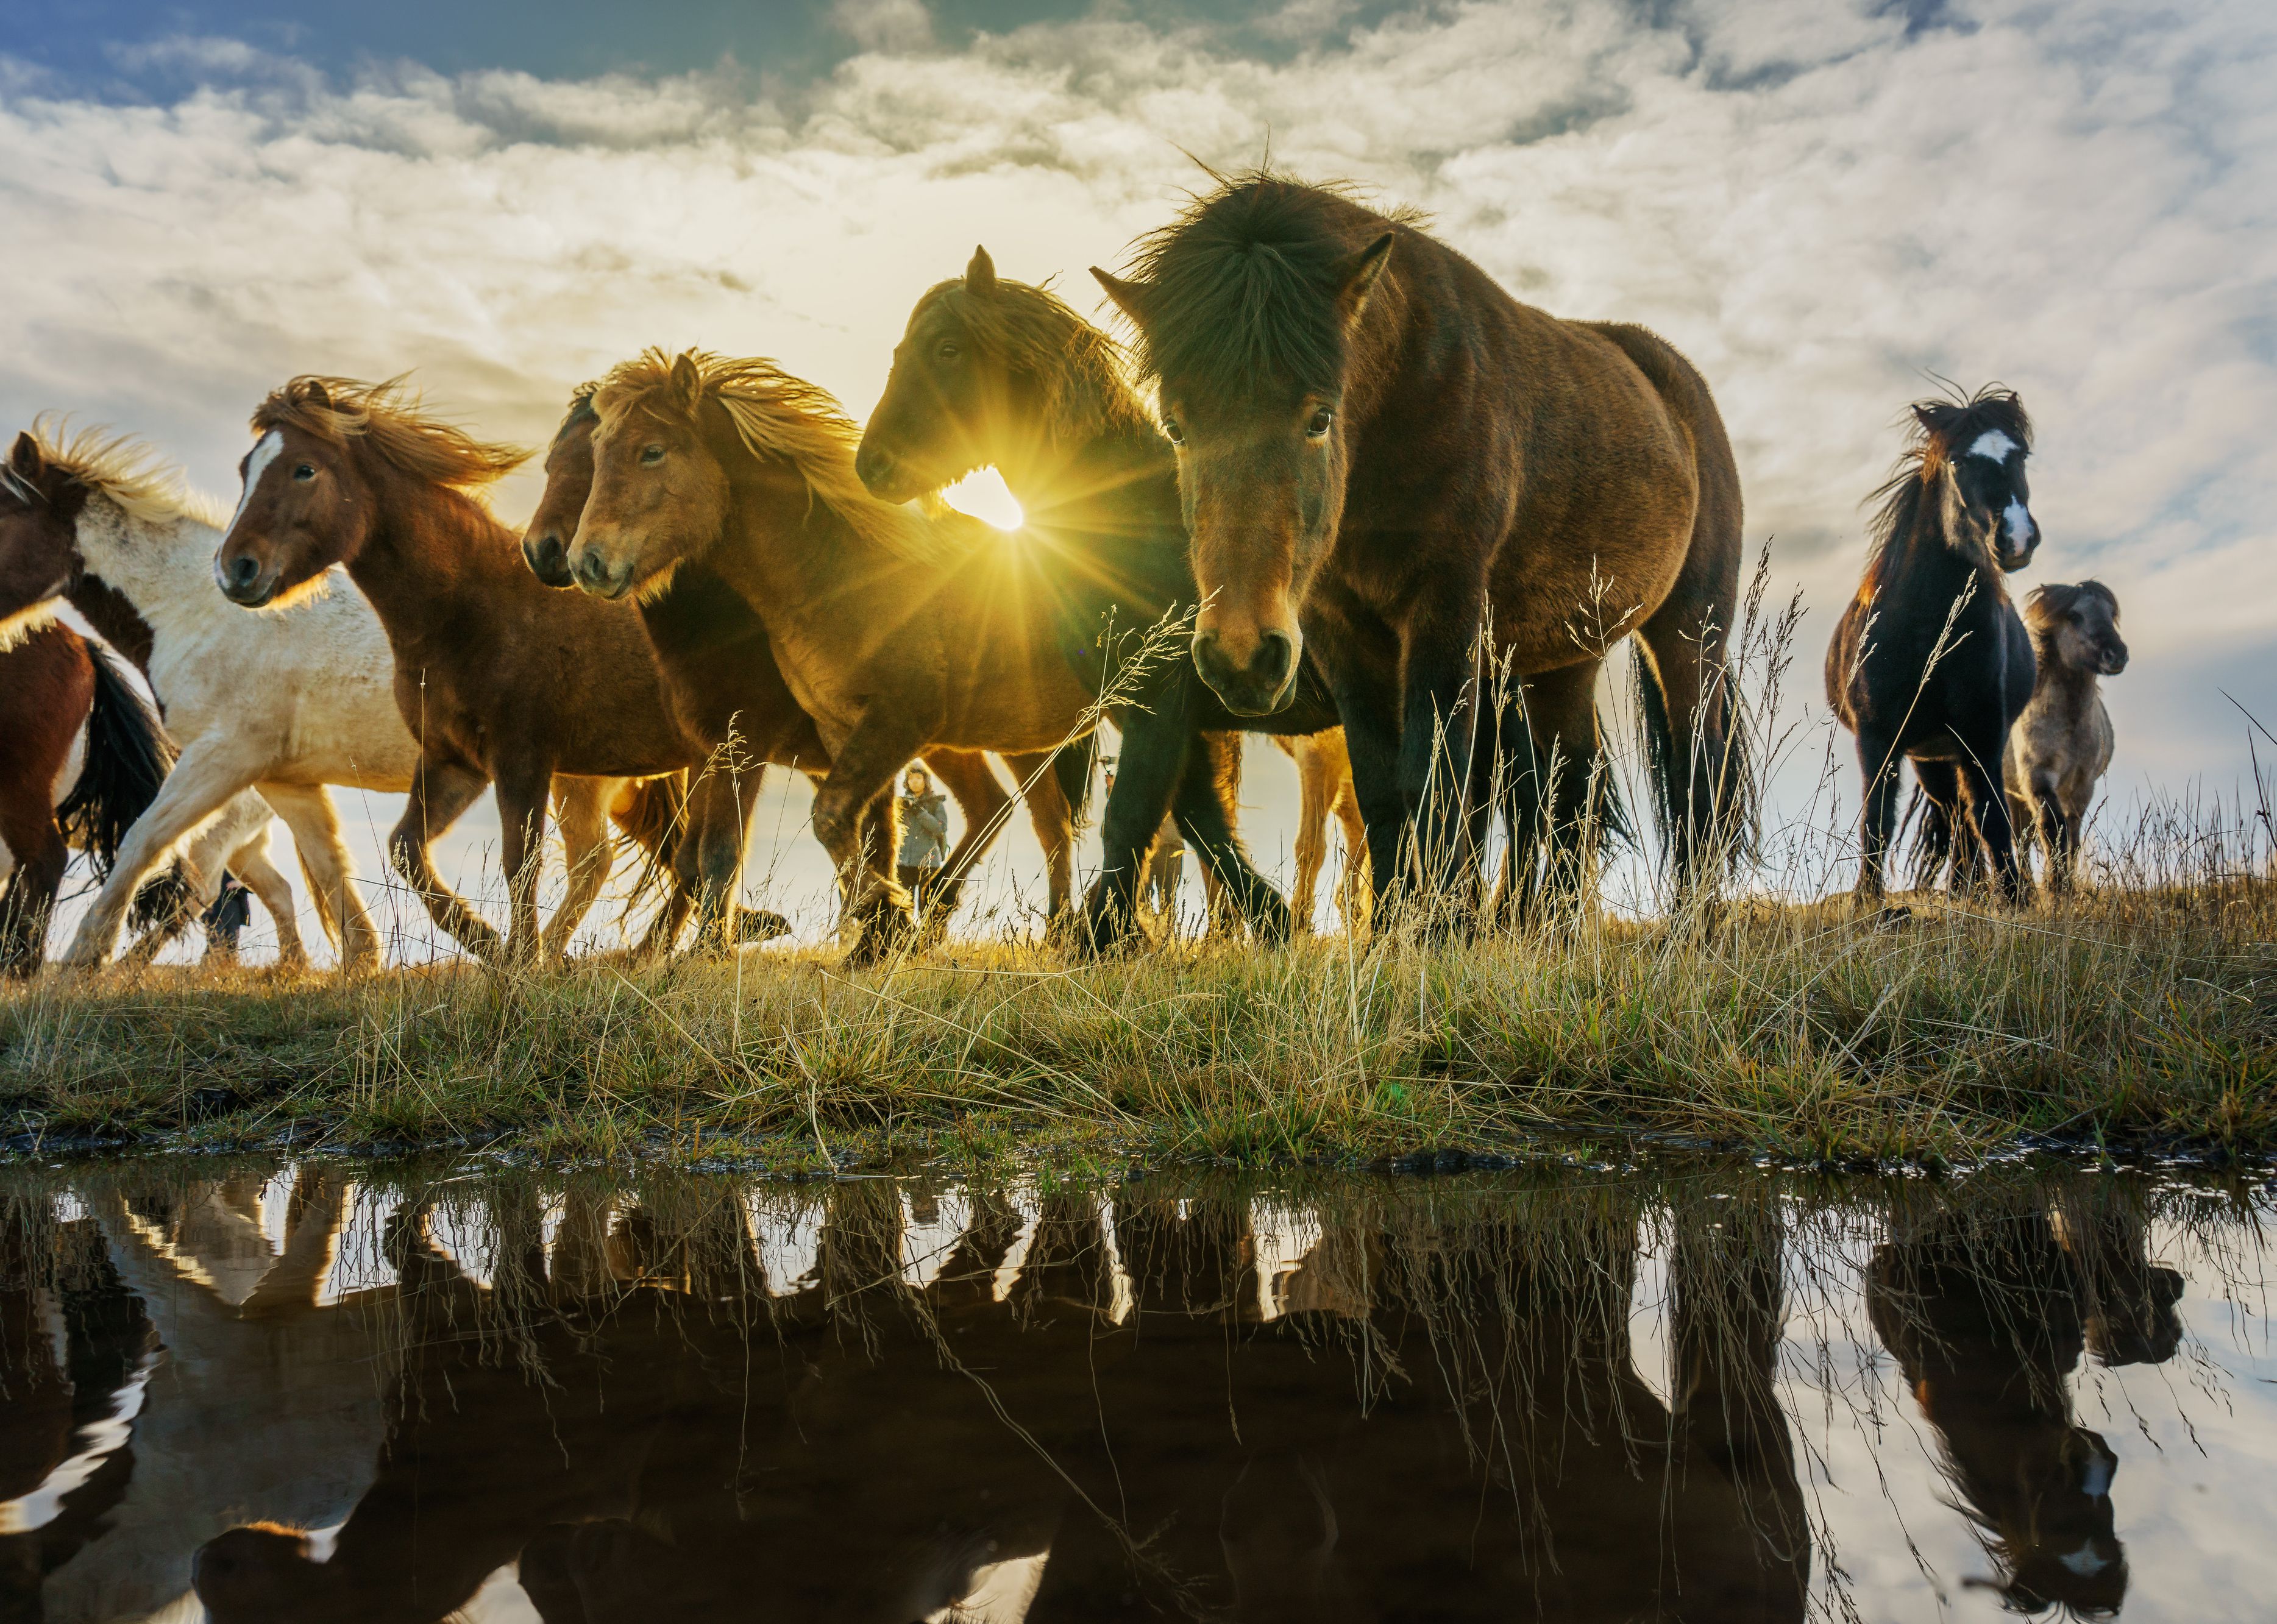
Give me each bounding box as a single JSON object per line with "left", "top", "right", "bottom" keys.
{"left": 1, "top": 0, "right": 2271, "bottom": 818}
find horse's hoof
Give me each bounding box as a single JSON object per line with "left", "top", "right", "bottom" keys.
{"left": 737, "top": 910, "right": 792, "bottom": 943}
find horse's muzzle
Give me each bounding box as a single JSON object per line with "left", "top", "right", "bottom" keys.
{"left": 571, "top": 545, "right": 636, "bottom": 601}
{"left": 213, "top": 551, "right": 277, "bottom": 608}
{"left": 853, "top": 440, "right": 920, "bottom": 504}
{"left": 523, "top": 530, "right": 574, "bottom": 588}
{"left": 1193, "top": 626, "right": 1299, "bottom": 717}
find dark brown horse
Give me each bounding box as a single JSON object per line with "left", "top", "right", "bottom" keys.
{"left": 1827, "top": 388, "right": 2039, "bottom": 902}
{"left": 1093, "top": 173, "right": 1751, "bottom": 918}
{"left": 855, "top": 246, "right": 1341, "bottom": 945}
{"left": 211, "top": 376, "right": 716, "bottom": 963}
{"left": 569, "top": 352, "right": 1122, "bottom": 960}
{"left": 519, "top": 391, "right": 1089, "bottom": 933}
{"left": 0, "top": 623, "right": 183, "bottom": 972}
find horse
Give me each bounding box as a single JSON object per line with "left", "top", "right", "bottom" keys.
{"left": 2005, "top": 581, "right": 2125, "bottom": 895}
{"left": 519, "top": 389, "right": 1090, "bottom": 934}
{"left": 1090, "top": 172, "right": 1751, "bottom": 921}
{"left": 854, "top": 246, "right": 1346, "bottom": 945}
{"left": 0, "top": 621, "right": 214, "bottom": 973}
{"left": 567, "top": 349, "right": 1235, "bottom": 961}
{"left": 1271, "top": 731, "right": 1368, "bottom": 931}
{"left": 1825, "top": 387, "right": 2041, "bottom": 904}
{"left": 208, "top": 377, "right": 742, "bottom": 965}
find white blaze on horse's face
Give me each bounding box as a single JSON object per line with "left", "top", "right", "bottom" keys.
{"left": 227, "top": 429, "right": 285, "bottom": 538}
{"left": 2002, "top": 497, "right": 2036, "bottom": 551}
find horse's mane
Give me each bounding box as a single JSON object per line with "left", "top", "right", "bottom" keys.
{"left": 1861, "top": 383, "right": 2032, "bottom": 595}
{"left": 592, "top": 349, "right": 975, "bottom": 565}
{"left": 8, "top": 416, "right": 220, "bottom": 527}
{"left": 250, "top": 376, "right": 529, "bottom": 491}
{"left": 1120, "top": 169, "right": 1425, "bottom": 397}
{"left": 556, "top": 385, "right": 600, "bottom": 439}
{"left": 2023, "top": 578, "right": 2117, "bottom": 629}
{"left": 915, "top": 274, "right": 1155, "bottom": 446}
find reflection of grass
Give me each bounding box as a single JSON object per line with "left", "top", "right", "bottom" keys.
{"left": 2, "top": 873, "right": 2270, "bottom": 1164}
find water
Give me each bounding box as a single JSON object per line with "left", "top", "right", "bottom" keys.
{"left": 2, "top": 1157, "right": 2272, "bottom": 1622}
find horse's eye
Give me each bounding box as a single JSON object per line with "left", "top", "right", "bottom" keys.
{"left": 937, "top": 341, "right": 961, "bottom": 362}
{"left": 293, "top": 464, "right": 316, "bottom": 481}
{"left": 1161, "top": 413, "right": 1185, "bottom": 447}
{"left": 1305, "top": 406, "right": 1334, "bottom": 440}
{"left": 641, "top": 445, "right": 666, "bottom": 466}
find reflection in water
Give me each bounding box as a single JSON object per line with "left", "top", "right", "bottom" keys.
{"left": 0, "top": 1160, "right": 2249, "bottom": 1622}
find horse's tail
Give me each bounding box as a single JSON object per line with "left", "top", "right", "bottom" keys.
{"left": 1627, "top": 647, "right": 1757, "bottom": 876}
{"left": 1054, "top": 728, "right": 1100, "bottom": 831}
{"left": 56, "top": 647, "right": 196, "bottom": 928}
{"left": 1593, "top": 703, "right": 1636, "bottom": 851}
{"left": 612, "top": 772, "right": 691, "bottom": 913}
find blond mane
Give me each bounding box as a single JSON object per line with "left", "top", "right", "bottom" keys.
{"left": 250, "top": 376, "right": 529, "bottom": 491}
{"left": 12, "top": 416, "right": 221, "bottom": 527}
{"left": 592, "top": 349, "right": 976, "bottom": 566}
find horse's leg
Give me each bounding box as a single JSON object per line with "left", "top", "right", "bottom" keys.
{"left": 1289, "top": 736, "right": 1331, "bottom": 934}
{"left": 542, "top": 776, "right": 615, "bottom": 961}
{"left": 811, "top": 712, "right": 928, "bottom": 963}
{"left": 0, "top": 806, "right": 66, "bottom": 978}
{"left": 1330, "top": 760, "right": 1371, "bottom": 933}
{"left": 1169, "top": 738, "right": 1290, "bottom": 945}
{"left": 1003, "top": 750, "right": 1076, "bottom": 923}
{"left": 1910, "top": 760, "right": 1964, "bottom": 894}
{"left": 221, "top": 825, "right": 307, "bottom": 970}
{"left": 2050, "top": 800, "right": 2083, "bottom": 896}
{"left": 1958, "top": 743, "right": 2023, "bottom": 904}
{"left": 388, "top": 754, "right": 502, "bottom": 962}
{"left": 1523, "top": 663, "right": 1605, "bottom": 913}
{"left": 1633, "top": 614, "right": 1742, "bottom": 896}
{"left": 1852, "top": 730, "right": 1903, "bottom": 903}
{"left": 62, "top": 736, "right": 263, "bottom": 970}
{"left": 917, "top": 749, "right": 1009, "bottom": 927}
{"left": 1394, "top": 597, "right": 1488, "bottom": 918}
{"left": 1080, "top": 709, "right": 1187, "bottom": 954}
{"left": 256, "top": 783, "right": 375, "bottom": 968}
{"left": 685, "top": 759, "right": 761, "bottom": 951}
{"left": 1199, "top": 732, "right": 1246, "bottom": 938}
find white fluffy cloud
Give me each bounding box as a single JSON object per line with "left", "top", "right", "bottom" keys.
{"left": 3, "top": 0, "right": 2271, "bottom": 813}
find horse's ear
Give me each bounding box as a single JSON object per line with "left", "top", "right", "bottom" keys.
{"left": 7, "top": 431, "right": 40, "bottom": 481}
{"left": 966, "top": 246, "right": 999, "bottom": 300}
{"left": 302, "top": 378, "right": 333, "bottom": 410}
{"left": 1091, "top": 268, "right": 1156, "bottom": 330}
{"left": 668, "top": 352, "right": 703, "bottom": 411}
{"left": 1332, "top": 233, "right": 1395, "bottom": 326}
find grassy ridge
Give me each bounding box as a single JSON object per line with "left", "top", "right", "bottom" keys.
{"left": 4, "top": 879, "right": 2270, "bottom": 1165}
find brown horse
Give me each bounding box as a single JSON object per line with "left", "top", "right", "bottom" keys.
{"left": 569, "top": 351, "right": 1113, "bottom": 960}
{"left": 1093, "top": 172, "right": 1751, "bottom": 915}
{"left": 0, "top": 622, "right": 191, "bottom": 972}
{"left": 211, "top": 376, "right": 719, "bottom": 963}
{"left": 854, "top": 245, "right": 1343, "bottom": 948}
{"left": 519, "top": 391, "right": 1089, "bottom": 932}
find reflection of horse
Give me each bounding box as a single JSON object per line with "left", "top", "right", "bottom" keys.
{"left": 1827, "top": 388, "right": 2042, "bottom": 903}
{"left": 569, "top": 352, "right": 1146, "bottom": 962}
{"left": 858, "top": 246, "right": 1345, "bottom": 946}
{"left": 211, "top": 377, "right": 711, "bottom": 963}
{"left": 0, "top": 622, "right": 199, "bottom": 974}
{"left": 1869, "top": 1189, "right": 2182, "bottom": 1616}
{"left": 187, "top": 1177, "right": 1806, "bottom": 1623}
{"left": 522, "top": 391, "right": 1090, "bottom": 937}
{"left": 1095, "top": 172, "right": 1751, "bottom": 917}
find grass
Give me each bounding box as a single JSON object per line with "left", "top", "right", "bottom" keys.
{"left": 2, "top": 873, "right": 2270, "bottom": 1167}
{"left": 5, "top": 561, "right": 2272, "bottom": 1169}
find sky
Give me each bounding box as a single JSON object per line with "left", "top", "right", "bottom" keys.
{"left": 2, "top": 0, "right": 2272, "bottom": 956}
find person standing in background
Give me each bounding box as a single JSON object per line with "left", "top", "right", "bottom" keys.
{"left": 897, "top": 764, "right": 950, "bottom": 915}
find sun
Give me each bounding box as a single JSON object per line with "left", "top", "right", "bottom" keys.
{"left": 937, "top": 467, "right": 1024, "bottom": 531}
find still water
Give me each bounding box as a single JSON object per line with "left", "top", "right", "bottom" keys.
{"left": 1, "top": 1156, "right": 2271, "bottom": 1622}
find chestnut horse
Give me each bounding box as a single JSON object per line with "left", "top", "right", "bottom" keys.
{"left": 520, "top": 390, "right": 1089, "bottom": 932}
{"left": 0, "top": 623, "right": 196, "bottom": 972}
{"left": 1827, "top": 388, "right": 2039, "bottom": 903}
{"left": 211, "top": 377, "right": 730, "bottom": 963}
{"left": 1093, "top": 173, "right": 1752, "bottom": 915}
{"left": 570, "top": 351, "right": 1185, "bottom": 960}
{"left": 855, "top": 246, "right": 1345, "bottom": 946}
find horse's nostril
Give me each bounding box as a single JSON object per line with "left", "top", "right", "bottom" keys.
{"left": 1256, "top": 630, "right": 1295, "bottom": 689}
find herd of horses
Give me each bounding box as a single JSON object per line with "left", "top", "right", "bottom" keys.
{"left": 0, "top": 171, "right": 2126, "bottom": 977}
